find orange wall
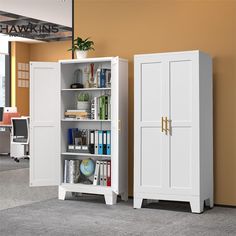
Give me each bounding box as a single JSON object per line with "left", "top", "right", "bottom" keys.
{"left": 74, "top": 0, "right": 236, "bottom": 205}
{"left": 11, "top": 40, "right": 72, "bottom": 116}
{"left": 11, "top": 42, "right": 30, "bottom": 116}
{"left": 30, "top": 41, "right": 71, "bottom": 62}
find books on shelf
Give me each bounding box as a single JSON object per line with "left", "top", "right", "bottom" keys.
{"left": 64, "top": 109, "right": 90, "bottom": 120}
{"left": 93, "top": 160, "right": 111, "bottom": 186}
{"left": 91, "top": 95, "right": 111, "bottom": 120}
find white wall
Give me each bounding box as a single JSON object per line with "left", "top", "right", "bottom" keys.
{"left": 0, "top": 36, "right": 8, "bottom": 54}
{"left": 0, "top": 0, "right": 72, "bottom": 27}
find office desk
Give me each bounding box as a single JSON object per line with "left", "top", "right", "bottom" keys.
{"left": 0, "top": 124, "right": 11, "bottom": 154}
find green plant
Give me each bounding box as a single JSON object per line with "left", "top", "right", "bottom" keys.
{"left": 77, "top": 93, "right": 89, "bottom": 102}
{"left": 68, "top": 37, "right": 95, "bottom": 52}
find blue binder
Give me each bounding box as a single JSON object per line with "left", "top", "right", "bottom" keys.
{"left": 98, "top": 130, "right": 103, "bottom": 155}
{"left": 106, "top": 130, "right": 111, "bottom": 155}
{"left": 68, "top": 128, "right": 73, "bottom": 145}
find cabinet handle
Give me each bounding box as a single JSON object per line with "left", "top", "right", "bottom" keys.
{"left": 164, "top": 117, "right": 168, "bottom": 135}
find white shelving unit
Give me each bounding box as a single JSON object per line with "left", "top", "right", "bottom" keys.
{"left": 30, "top": 57, "right": 128, "bottom": 205}
{"left": 134, "top": 51, "right": 213, "bottom": 213}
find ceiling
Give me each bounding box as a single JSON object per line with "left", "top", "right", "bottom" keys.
{"left": 0, "top": 10, "right": 72, "bottom": 42}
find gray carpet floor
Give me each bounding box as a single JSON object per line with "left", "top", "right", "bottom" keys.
{"left": 0, "top": 197, "right": 235, "bottom": 236}
{"left": 0, "top": 155, "right": 29, "bottom": 172}
{"left": 0, "top": 168, "right": 57, "bottom": 210}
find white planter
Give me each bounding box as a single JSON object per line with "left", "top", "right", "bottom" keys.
{"left": 77, "top": 101, "right": 90, "bottom": 110}
{"left": 75, "top": 50, "right": 88, "bottom": 59}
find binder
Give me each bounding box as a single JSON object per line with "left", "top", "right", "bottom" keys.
{"left": 99, "top": 96, "right": 105, "bottom": 120}
{"left": 93, "top": 161, "right": 100, "bottom": 185}
{"left": 103, "top": 131, "right": 107, "bottom": 155}
{"left": 94, "top": 130, "right": 99, "bottom": 154}
{"left": 107, "top": 161, "right": 111, "bottom": 187}
{"left": 68, "top": 128, "right": 75, "bottom": 151}
{"left": 103, "top": 161, "right": 107, "bottom": 186}
{"left": 99, "top": 161, "right": 104, "bottom": 186}
{"left": 104, "top": 96, "right": 109, "bottom": 120}
{"left": 89, "top": 130, "right": 95, "bottom": 154}
{"left": 106, "top": 130, "right": 111, "bottom": 155}
{"left": 98, "top": 130, "right": 103, "bottom": 155}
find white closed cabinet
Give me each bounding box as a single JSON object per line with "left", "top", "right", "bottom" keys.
{"left": 134, "top": 51, "right": 213, "bottom": 213}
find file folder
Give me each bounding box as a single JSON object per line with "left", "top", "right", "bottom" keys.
{"left": 98, "top": 130, "right": 103, "bottom": 155}
{"left": 103, "top": 131, "right": 107, "bottom": 155}
{"left": 95, "top": 130, "right": 99, "bottom": 154}
{"left": 99, "top": 161, "right": 104, "bottom": 186}
{"left": 103, "top": 161, "right": 107, "bottom": 186}
{"left": 107, "top": 161, "right": 111, "bottom": 187}
{"left": 93, "top": 161, "right": 100, "bottom": 185}
{"left": 89, "top": 130, "right": 95, "bottom": 154}
{"left": 106, "top": 130, "right": 111, "bottom": 155}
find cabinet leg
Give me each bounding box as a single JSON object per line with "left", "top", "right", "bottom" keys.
{"left": 120, "top": 192, "right": 128, "bottom": 201}
{"left": 190, "top": 199, "right": 204, "bottom": 213}
{"left": 134, "top": 197, "right": 143, "bottom": 209}
{"left": 205, "top": 197, "right": 214, "bottom": 208}
{"left": 104, "top": 192, "right": 117, "bottom": 205}
{"left": 58, "top": 187, "right": 71, "bottom": 200}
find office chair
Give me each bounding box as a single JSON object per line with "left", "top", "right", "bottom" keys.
{"left": 0, "top": 107, "right": 3, "bottom": 122}
{"left": 11, "top": 117, "right": 30, "bottom": 162}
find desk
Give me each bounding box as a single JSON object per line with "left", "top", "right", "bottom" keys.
{"left": 0, "top": 124, "right": 11, "bottom": 154}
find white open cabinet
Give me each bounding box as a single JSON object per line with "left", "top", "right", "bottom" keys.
{"left": 134, "top": 51, "right": 213, "bottom": 213}
{"left": 30, "top": 57, "right": 128, "bottom": 205}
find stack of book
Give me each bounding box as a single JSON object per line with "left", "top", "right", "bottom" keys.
{"left": 97, "top": 68, "right": 111, "bottom": 88}
{"left": 93, "top": 160, "right": 111, "bottom": 186}
{"left": 91, "top": 95, "right": 111, "bottom": 120}
{"left": 64, "top": 110, "right": 90, "bottom": 120}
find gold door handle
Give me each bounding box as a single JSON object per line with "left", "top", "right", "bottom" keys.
{"left": 164, "top": 117, "right": 168, "bottom": 135}
{"left": 166, "top": 117, "right": 171, "bottom": 135}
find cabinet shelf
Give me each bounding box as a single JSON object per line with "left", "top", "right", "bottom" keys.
{"left": 61, "top": 183, "right": 112, "bottom": 195}
{"left": 61, "top": 152, "right": 111, "bottom": 158}
{"left": 61, "top": 119, "right": 111, "bottom": 122}
{"left": 61, "top": 88, "right": 111, "bottom": 91}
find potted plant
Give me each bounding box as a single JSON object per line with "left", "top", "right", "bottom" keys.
{"left": 68, "top": 36, "right": 95, "bottom": 59}
{"left": 77, "top": 93, "right": 90, "bottom": 111}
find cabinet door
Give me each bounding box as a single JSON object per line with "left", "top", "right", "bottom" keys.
{"left": 30, "top": 62, "right": 60, "bottom": 186}
{"left": 167, "top": 53, "right": 199, "bottom": 195}
{"left": 134, "top": 56, "right": 169, "bottom": 194}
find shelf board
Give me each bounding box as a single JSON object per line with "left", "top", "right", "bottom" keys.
{"left": 61, "top": 119, "right": 111, "bottom": 122}
{"left": 60, "top": 183, "right": 112, "bottom": 195}
{"left": 61, "top": 152, "right": 111, "bottom": 158}
{"left": 61, "top": 88, "right": 111, "bottom": 91}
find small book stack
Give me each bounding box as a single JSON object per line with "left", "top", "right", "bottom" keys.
{"left": 93, "top": 160, "right": 111, "bottom": 186}
{"left": 64, "top": 110, "right": 90, "bottom": 120}
{"left": 91, "top": 95, "right": 111, "bottom": 120}
{"left": 64, "top": 160, "right": 81, "bottom": 183}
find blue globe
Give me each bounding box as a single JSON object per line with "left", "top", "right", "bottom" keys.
{"left": 80, "top": 159, "right": 95, "bottom": 177}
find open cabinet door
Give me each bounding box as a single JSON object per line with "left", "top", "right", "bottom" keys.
{"left": 30, "top": 62, "right": 60, "bottom": 186}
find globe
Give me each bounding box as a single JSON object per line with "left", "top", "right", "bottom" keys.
{"left": 80, "top": 159, "right": 95, "bottom": 177}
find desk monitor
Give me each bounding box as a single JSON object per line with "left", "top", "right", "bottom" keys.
{"left": 0, "top": 107, "right": 3, "bottom": 122}
{"left": 12, "top": 119, "right": 28, "bottom": 138}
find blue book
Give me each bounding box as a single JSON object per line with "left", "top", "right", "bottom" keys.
{"left": 100, "top": 69, "right": 106, "bottom": 88}
{"left": 98, "top": 130, "right": 103, "bottom": 155}
{"left": 68, "top": 128, "right": 73, "bottom": 145}
{"left": 106, "top": 130, "right": 111, "bottom": 155}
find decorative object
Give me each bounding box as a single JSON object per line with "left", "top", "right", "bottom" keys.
{"left": 68, "top": 36, "right": 95, "bottom": 59}
{"left": 77, "top": 93, "right": 90, "bottom": 111}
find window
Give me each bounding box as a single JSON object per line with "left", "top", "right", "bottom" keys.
{"left": 0, "top": 51, "right": 10, "bottom": 107}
